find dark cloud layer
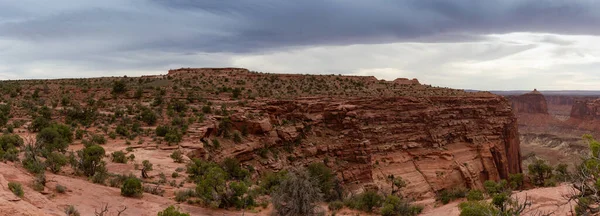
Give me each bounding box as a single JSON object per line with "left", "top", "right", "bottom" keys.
{"left": 1, "top": 0, "right": 600, "bottom": 89}
{"left": 2, "top": 0, "right": 600, "bottom": 54}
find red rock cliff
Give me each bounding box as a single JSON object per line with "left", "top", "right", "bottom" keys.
{"left": 213, "top": 95, "right": 522, "bottom": 199}
{"left": 507, "top": 89, "right": 548, "bottom": 114}
{"left": 165, "top": 68, "right": 522, "bottom": 199}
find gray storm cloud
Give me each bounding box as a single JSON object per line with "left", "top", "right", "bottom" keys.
{"left": 0, "top": 0, "right": 600, "bottom": 90}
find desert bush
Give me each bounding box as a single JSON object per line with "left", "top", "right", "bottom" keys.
{"left": 142, "top": 160, "right": 153, "bottom": 171}
{"left": 156, "top": 125, "right": 169, "bottom": 137}
{"left": 380, "top": 195, "right": 423, "bottom": 216}
{"left": 466, "top": 189, "right": 484, "bottom": 201}
{"left": 508, "top": 173, "right": 524, "bottom": 190}
{"left": 164, "top": 130, "right": 182, "bottom": 144}
{"left": 555, "top": 163, "right": 570, "bottom": 182}
{"left": 221, "top": 157, "right": 249, "bottom": 180}
{"left": 140, "top": 108, "right": 157, "bottom": 125}
{"left": 29, "top": 116, "right": 50, "bottom": 132}
{"left": 112, "top": 80, "right": 127, "bottom": 94}
{"left": 64, "top": 205, "right": 80, "bottom": 216}
{"left": 144, "top": 184, "right": 165, "bottom": 196}
{"left": 112, "top": 150, "right": 127, "bottom": 163}
{"left": 528, "top": 159, "right": 554, "bottom": 187}
{"left": 22, "top": 148, "right": 46, "bottom": 174}
{"left": 37, "top": 123, "right": 73, "bottom": 153}
{"left": 484, "top": 180, "right": 508, "bottom": 195}
{"left": 8, "top": 182, "right": 23, "bottom": 197}
{"left": 121, "top": 177, "right": 143, "bottom": 197}
{"left": 437, "top": 187, "right": 468, "bottom": 204}
{"left": 233, "top": 131, "right": 242, "bottom": 143}
{"left": 328, "top": 200, "right": 344, "bottom": 212}
{"left": 77, "top": 144, "right": 106, "bottom": 177}
{"left": 272, "top": 168, "right": 322, "bottom": 215}
{"left": 175, "top": 189, "right": 195, "bottom": 202}
{"left": 0, "top": 133, "right": 23, "bottom": 150}
{"left": 259, "top": 170, "right": 288, "bottom": 194}
{"left": 91, "top": 134, "right": 107, "bottom": 145}
{"left": 32, "top": 173, "right": 46, "bottom": 191}
{"left": 170, "top": 150, "right": 184, "bottom": 163}
{"left": 56, "top": 184, "right": 67, "bottom": 193}
{"left": 458, "top": 201, "right": 498, "bottom": 216}
{"left": 307, "top": 162, "right": 341, "bottom": 201}
{"left": 45, "top": 152, "right": 68, "bottom": 173}
{"left": 157, "top": 205, "right": 190, "bottom": 216}
{"left": 211, "top": 139, "right": 220, "bottom": 149}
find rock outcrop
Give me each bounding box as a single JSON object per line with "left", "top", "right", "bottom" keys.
{"left": 507, "top": 89, "right": 548, "bottom": 114}
{"left": 570, "top": 98, "right": 600, "bottom": 120}
{"left": 210, "top": 95, "right": 522, "bottom": 199}
{"left": 161, "top": 68, "right": 524, "bottom": 199}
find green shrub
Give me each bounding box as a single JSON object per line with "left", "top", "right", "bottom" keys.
{"left": 64, "top": 205, "right": 80, "bottom": 216}
{"left": 174, "top": 189, "right": 195, "bottom": 202}
{"left": 357, "top": 191, "right": 383, "bottom": 212}
{"left": 233, "top": 132, "right": 242, "bottom": 143}
{"left": 164, "top": 130, "right": 182, "bottom": 144}
{"left": 112, "top": 80, "right": 127, "bottom": 94}
{"left": 458, "top": 201, "right": 498, "bottom": 216}
{"left": 121, "top": 177, "right": 143, "bottom": 197}
{"left": 0, "top": 134, "right": 23, "bottom": 150}
{"left": 56, "top": 184, "right": 67, "bottom": 193}
{"left": 112, "top": 151, "right": 127, "bottom": 163}
{"left": 466, "top": 189, "right": 484, "bottom": 201}
{"left": 172, "top": 172, "right": 179, "bottom": 178}
{"left": 170, "top": 150, "right": 184, "bottom": 163}
{"left": 45, "top": 152, "right": 68, "bottom": 173}
{"left": 211, "top": 139, "right": 220, "bottom": 149}
{"left": 555, "top": 163, "right": 570, "bottom": 182}
{"left": 508, "top": 173, "right": 524, "bottom": 190}
{"left": 437, "top": 187, "right": 468, "bottom": 204}
{"left": 8, "top": 182, "right": 23, "bottom": 197}
{"left": 142, "top": 160, "right": 153, "bottom": 171}
{"left": 37, "top": 123, "right": 73, "bottom": 153}
{"left": 328, "top": 200, "right": 344, "bottom": 211}
{"left": 77, "top": 144, "right": 106, "bottom": 177}
{"left": 157, "top": 206, "right": 190, "bottom": 216}
{"left": 307, "top": 162, "right": 340, "bottom": 201}
{"left": 155, "top": 125, "right": 169, "bottom": 137}
{"left": 484, "top": 180, "right": 508, "bottom": 195}
{"left": 91, "top": 134, "right": 106, "bottom": 145}
{"left": 380, "top": 195, "right": 423, "bottom": 216}
{"left": 259, "top": 170, "right": 288, "bottom": 194}
{"left": 221, "top": 157, "right": 249, "bottom": 180}
{"left": 528, "top": 159, "right": 554, "bottom": 187}
{"left": 140, "top": 108, "right": 158, "bottom": 125}
{"left": 272, "top": 169, "right": 322, "bottom": 215}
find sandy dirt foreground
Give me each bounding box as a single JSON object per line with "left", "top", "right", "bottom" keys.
{"left": 420, "top": 184, "right": 575, "bottom": 216}
{"left": 0, "top": 162, "right": 262, "bottom": 216}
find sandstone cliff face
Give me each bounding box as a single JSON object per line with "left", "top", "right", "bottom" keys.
{"left": 207, "top": 95, "right": 522, "bottom": 199}
{"left": 507, "top": 90, "right": 548, "bottom": 114}
{"left": 570, "top": 99, "right": 600, "bottom": 120}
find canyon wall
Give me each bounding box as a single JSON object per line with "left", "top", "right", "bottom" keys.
{"left": 207, "top": 95, "right": 522, "bottom": 198}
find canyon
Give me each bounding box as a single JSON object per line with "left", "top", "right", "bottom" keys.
{"left": 500, "top": 90, "right": 600, "bottom": 168}
{"left": 0, "top": 68, "right": 525, "bottom": 215}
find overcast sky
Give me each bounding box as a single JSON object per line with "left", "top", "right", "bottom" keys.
{"left": 2, "top": 0, "right": 600, "bottom": 90}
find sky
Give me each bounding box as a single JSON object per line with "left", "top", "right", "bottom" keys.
{"left": 2, "top": 0, "right": 600, "bottom": 90}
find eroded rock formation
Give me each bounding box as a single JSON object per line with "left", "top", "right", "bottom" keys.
{"left": 192, "top": 93, "right": 522, "bottom": 199}
{"left": 507, "top": 89, "right": 548, "bottom": 114}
